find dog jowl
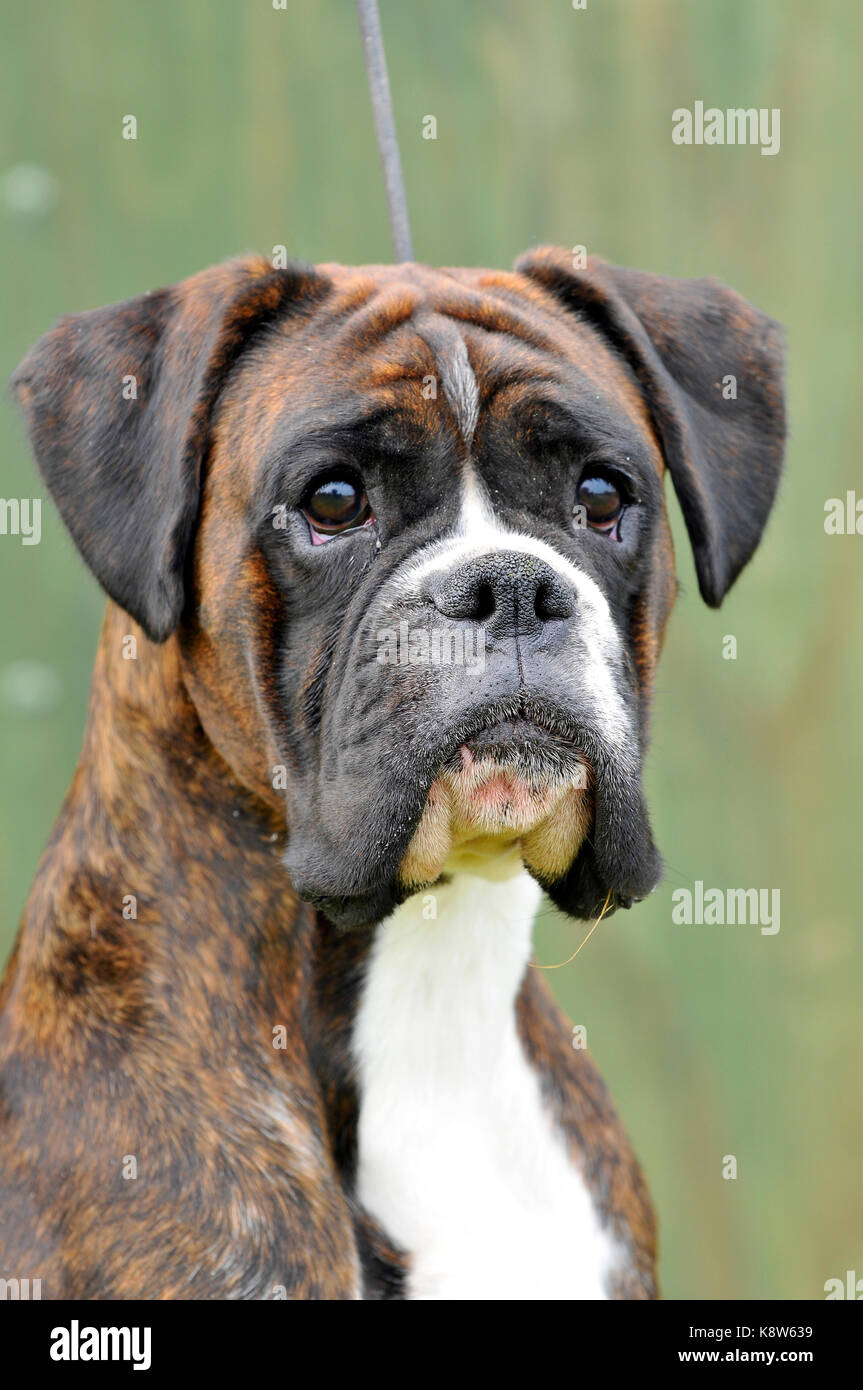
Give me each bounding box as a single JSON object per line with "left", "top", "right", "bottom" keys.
{"left": 0, "top": 249, "right": 784, "bottom": 1299}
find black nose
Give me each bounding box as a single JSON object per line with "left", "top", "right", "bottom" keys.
{"left": 430, "top": 552, "right": 575, "bottom": 640}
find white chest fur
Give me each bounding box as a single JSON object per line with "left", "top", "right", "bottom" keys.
{"left": 352, "top": 870, "right": 618, "bottom": 1299}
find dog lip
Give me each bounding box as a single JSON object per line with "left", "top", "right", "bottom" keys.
{"left": 439, "top": 713, "right": 592, "bottom": 788}
{"left": 447, "top": 695, "right": 588, "bottom": 750}
{"left": 436, "top": 698, "right": 591, "bottom": 774}
{"left": 458, "top": 725, "right": 585, "bottom": 774}
{"left": 462, "top": 715, "right": 572, "bottom": 749}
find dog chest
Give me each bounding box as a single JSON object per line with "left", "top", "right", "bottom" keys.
{"left": 351, "top": 870, "right": 619, "bottom": 1300}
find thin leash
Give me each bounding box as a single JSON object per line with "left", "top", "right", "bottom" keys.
{"left": 530, "top": 891, "right": 613, "bottom": 970}
{"left": 355, "top": 0, "right": 414, "bottom": 262}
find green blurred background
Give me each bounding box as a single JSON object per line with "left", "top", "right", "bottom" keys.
{"left": 1, "top": 0, "right": 860, "bottom": 1299}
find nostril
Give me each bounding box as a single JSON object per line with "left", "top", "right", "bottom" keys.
{"left": 431, "top": 574, "right": 497, "bottom": 621}
{"left": 534, "top": 578, "right": 574, "bottom": 622}
{"left": 474, "top": 582, "right": 496, "bottom": 622}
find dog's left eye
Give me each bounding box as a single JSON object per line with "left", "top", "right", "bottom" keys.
{"left": 575, "top": 469, "right": 627, "bottom": 536}
{"left": 301, "top": 473, "right": 373, "bottom": 541}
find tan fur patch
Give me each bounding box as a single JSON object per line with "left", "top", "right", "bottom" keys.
{"left": 399, "top": 758, "right": 592, "bottom": 889}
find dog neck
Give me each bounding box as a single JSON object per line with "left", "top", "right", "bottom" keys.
{"left": 16, "top": 605, "right": 312, "bottom": 1041}
{"left": 351, "top": 870, "right": 620, "bottom": 1299}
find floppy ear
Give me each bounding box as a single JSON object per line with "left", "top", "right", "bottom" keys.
{"left": 515, "top": 247, "right": 786, "bottom": 606}
{"left": 11, "top": 256, "right": 325, "bottom": 641}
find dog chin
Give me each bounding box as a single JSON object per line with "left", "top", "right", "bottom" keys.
{"left": 285, "top": 704, "right": 662, "bottom": 929}
{"left": 398, "top": 742, "right": 593, "bottom": 889}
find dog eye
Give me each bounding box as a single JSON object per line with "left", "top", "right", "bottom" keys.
{"left": 575, "top": 469, "right": 625, "bottom": 535}
{"left": 301, "top": 473, "right": 372, "bottom": 539}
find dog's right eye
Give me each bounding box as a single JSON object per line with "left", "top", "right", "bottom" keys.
{"left": 301, "top": 473, "right": 372, "bottom": 541}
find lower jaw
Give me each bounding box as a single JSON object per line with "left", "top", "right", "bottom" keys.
{"left": 398, "top": 771, "right": 592, "bottom": 891}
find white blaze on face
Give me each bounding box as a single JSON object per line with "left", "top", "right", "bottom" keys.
{"left": 393, "top": 469, "right": 635, "bottom": 890}
{"left": 394, "top": 468, "right": 633, "bottom": 753}
{"left": 435, "top": 329, "right": 480, "bottom": 448}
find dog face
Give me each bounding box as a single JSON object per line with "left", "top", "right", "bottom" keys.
{"left": 12, "top": 250, "right": 785, "bottom": 927}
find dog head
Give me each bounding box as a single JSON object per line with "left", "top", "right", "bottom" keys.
{"left": 12, "top": 249, "right": 785, "bottom": 927}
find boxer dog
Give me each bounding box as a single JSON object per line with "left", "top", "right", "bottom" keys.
{"left": 0, "top": 249, "right": 784, "bottom": 1299}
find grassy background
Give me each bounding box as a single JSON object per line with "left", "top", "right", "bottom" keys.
{"left": 1, "top": 0, "right": 860, "bottom": 1299}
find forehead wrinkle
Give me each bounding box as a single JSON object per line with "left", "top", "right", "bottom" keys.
{"left": 333, "top": 284, "right": 422, "bottom": 353}
{"left": 470, "top": 325, "right": 661, "bottom": 456}
{"left": 312, "top": 275, "right": 377, "bottom": 324}
{"left": 429, "top": 290, "right": 562, "bottom": 355}
{"left": 478, "top": 381, "right": 662, "bottom": 489}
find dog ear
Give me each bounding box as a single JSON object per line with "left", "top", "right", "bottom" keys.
{"left": 11, "top": 256, "right": 325, "bottom": 641}
{"left": 515, "top": 247, "right": 786, "bottom": 606}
